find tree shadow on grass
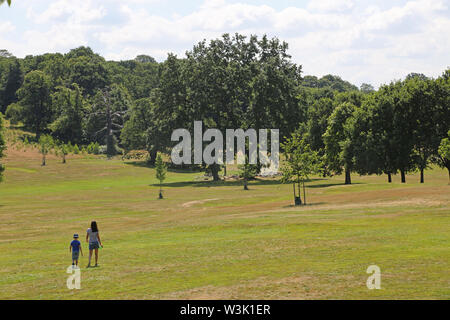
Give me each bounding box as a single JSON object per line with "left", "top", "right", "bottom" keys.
{"left": 152, "top": 179, "right": 278, "bottom": 188}
{"left": 151, "top": 177, "right": 328, "bottom": 188}
{"left": 124, "top": 160, "right": 152, "bottom": 168}
{"left": 307, "top": 182, "right": 364, "bottom": 188}
{"left": 281, "top": 202, "right": 327, "bottom": 209}
{"left": 124, "top": 160, "right": 205, "bottom": 174}
{"left": 125, "top": 161, "right": 361, "bottom": 189}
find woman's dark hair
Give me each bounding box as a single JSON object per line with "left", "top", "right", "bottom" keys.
{"left": 91, "top": 221, "right": 98, "bottom": 232}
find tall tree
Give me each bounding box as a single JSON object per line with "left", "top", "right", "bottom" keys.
{"left": 431, "top": 69, "right": 450, "bottom": 181}
{"left": 148, "top": 54, "right": 187, "bottom": 164}
{"left": 5, "top": 102, "right": 22, "bottom": 125}
{"left": 324, "top": 102, "right": 357, "bottom": 184}
{"left": 405, "top": 73, "right": 428, "bottom": 81}
{"left": 121, "top": 98, "right": 153, "bottom": 153}
{"left": 67, "top": 48, "right": 108, "bottom": 97}
{"left": 178, "top": 33, "right": 302, "bottom": 180}
{"left": 126, "top": 62, "right": 159, "bottom": 100}
{"left": 120, "top": 96, "right": 166, "bottom": 165}
{"left": 87, "top": 85, "right": 130, "bottom": 157}
{"left": 0, "top": 50, "right": 13, "bottom": 57}
{"left": 300, "top": 96, "right": 335, "bottom": 176}
{"left": 438, "top": 130, "right": 450, "bottom": 183}
{"left": 0, "top": 113, "right": 6, "bottom": 182}
{"left": 247, "top": 34, "right": 303, "bottom": 136}
{"left": 360, "top": 83, "right": 375, "bottom": 94}
{"left": 301, "top": 74, "right": 358, "bottom": 92}
{"left": 0, "top": 58, "right": 23, "bottom": 113}
{"left": 392, "top": 81, "right": 418, "bottom": 183}
{"left": 403, "top": 77, "right": 436, "bottom": 183}
{"left": 41, "top": 53, "right": 66, "bottom": 89}
{"left": 352, "top": 91, "right": 397, "bottom": 182}
{"left": 106, "top": 59, "right": 159, "bottom": 100}
{"left": 50, "top": 84, "right": 84, "bottom": 144}
{"left": 135, "top": 55, "right": 156, "bottom": 64}
{"left": 17, "top": 70, "right": 52, "bottom": 138}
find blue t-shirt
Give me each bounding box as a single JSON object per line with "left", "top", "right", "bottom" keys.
{"left": 71, "top": 240, "right": 81, "bottom": 252}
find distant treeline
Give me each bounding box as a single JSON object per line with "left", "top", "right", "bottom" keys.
{"left": 0, "top": 33, "right": 448, "bottom": 183}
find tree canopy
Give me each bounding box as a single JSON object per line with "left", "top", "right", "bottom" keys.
{"left": 0, "top": 37, "right": 447, "bottom": 186}
{"left": 0, "top": 113, "right": 5, "bottom": 182}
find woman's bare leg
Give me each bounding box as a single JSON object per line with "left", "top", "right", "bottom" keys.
{"left": 95, "top": 248, "right": 99, "bottom": 265}
{"left": 88, "top": 249, "right": 93, "bottom": 266}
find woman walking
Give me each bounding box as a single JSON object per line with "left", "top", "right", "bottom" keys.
{"left": 86, "top": 221, "right": 103, "bottom": 267}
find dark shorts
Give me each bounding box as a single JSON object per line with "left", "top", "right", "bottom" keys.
{"left": 72, "top": 251, "right": 80, "bottom": 261}
{"left": 89, "top": 242, "right": 99, "bottom": 250}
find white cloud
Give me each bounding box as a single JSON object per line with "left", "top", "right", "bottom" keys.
{"left": 1, "top": 0, "right": 449, "bottom": 87}
{"left": 27, "top": 0, "right": 106, "bottom": 24}
{"left": 307, "top": 0, "right": 355, "bottom": 13}
{"left": 0, "top": 21, "right": 15, "bottom": 34}
{"left": 23, "top": 24, "right": 89, "bottom": 53}
{"left": 10, "top": 0, "right": 106, "bottom": 55}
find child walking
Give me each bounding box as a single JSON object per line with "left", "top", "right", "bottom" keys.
{"left": 70, "top": 234, "right": 83, "bottom": 267}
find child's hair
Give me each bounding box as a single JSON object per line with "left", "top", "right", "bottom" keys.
{"left": 91, "top": 221, "right": 99, "bottom": 232}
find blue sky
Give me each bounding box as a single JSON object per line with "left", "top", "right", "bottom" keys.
{"left": 0, "top": 0, "right": 449, "bottom": 87}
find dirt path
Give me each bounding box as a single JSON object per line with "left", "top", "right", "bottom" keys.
{"left": 181, "top": 198, "right": 219, "bottom": 208}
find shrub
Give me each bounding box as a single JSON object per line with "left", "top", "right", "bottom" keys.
{"left": 85, "top": 142, "right": 99, "bottom": 155}
{"left": 5, "top": 103, "right": 23, "bottom": 125}
{"left": 98, "top": 145, "right": 108, "bottom": 155}
{"left": 123, "top": 150, "right": 149, "bottom": 160}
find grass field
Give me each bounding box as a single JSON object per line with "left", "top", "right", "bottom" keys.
{"left": 0, "top": 131, "right": 449, "bottom": 299}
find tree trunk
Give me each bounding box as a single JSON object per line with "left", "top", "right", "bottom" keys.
{"left": 105, "top": 96, "right": 116, "bottom": 158}
{"left": 244, "top": 179, "right": 248, "bottom": 190}
{"left": 211, "top": 165, "right": 220, "bottom": 181}
{"left": 42, "top": 154, "right": 46, "bottom": 166}
{"left": 420, "top": 168, "right": 424, "bottom": 183}
{"left": 345, "top": 169, "right": 351, "bottom": 185}
{"left": 293, "top": 181, "right": 295, "bottom": 200}
{"left": 147, "top": 150, "right": 157, "bottom": 165}
{"left": 400, "top": 169, "right": 406, "bottom": 183}
{"left": 303, "top": 181, "right": 306, "bottom": 205}
{"left": 62, "top": 154, "right": 66, "bottom": 164}
{"left": 293, "top": 181, "right": 301, "bottom": 206}
{"left": 387, "top": 172, "right": 392, "bottom": 183}
{"left": 446, "top": 164, "right": 450, "bottom": 184}
{"left": 106, "top": 131, "right": 116, "bottom": 158}
{"left": 224, "top": 165, "right": 227, "bottom": 177}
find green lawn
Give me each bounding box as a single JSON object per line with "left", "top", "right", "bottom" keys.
{"left": 0, "top": 145, "right": 449, "bottom": 299}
